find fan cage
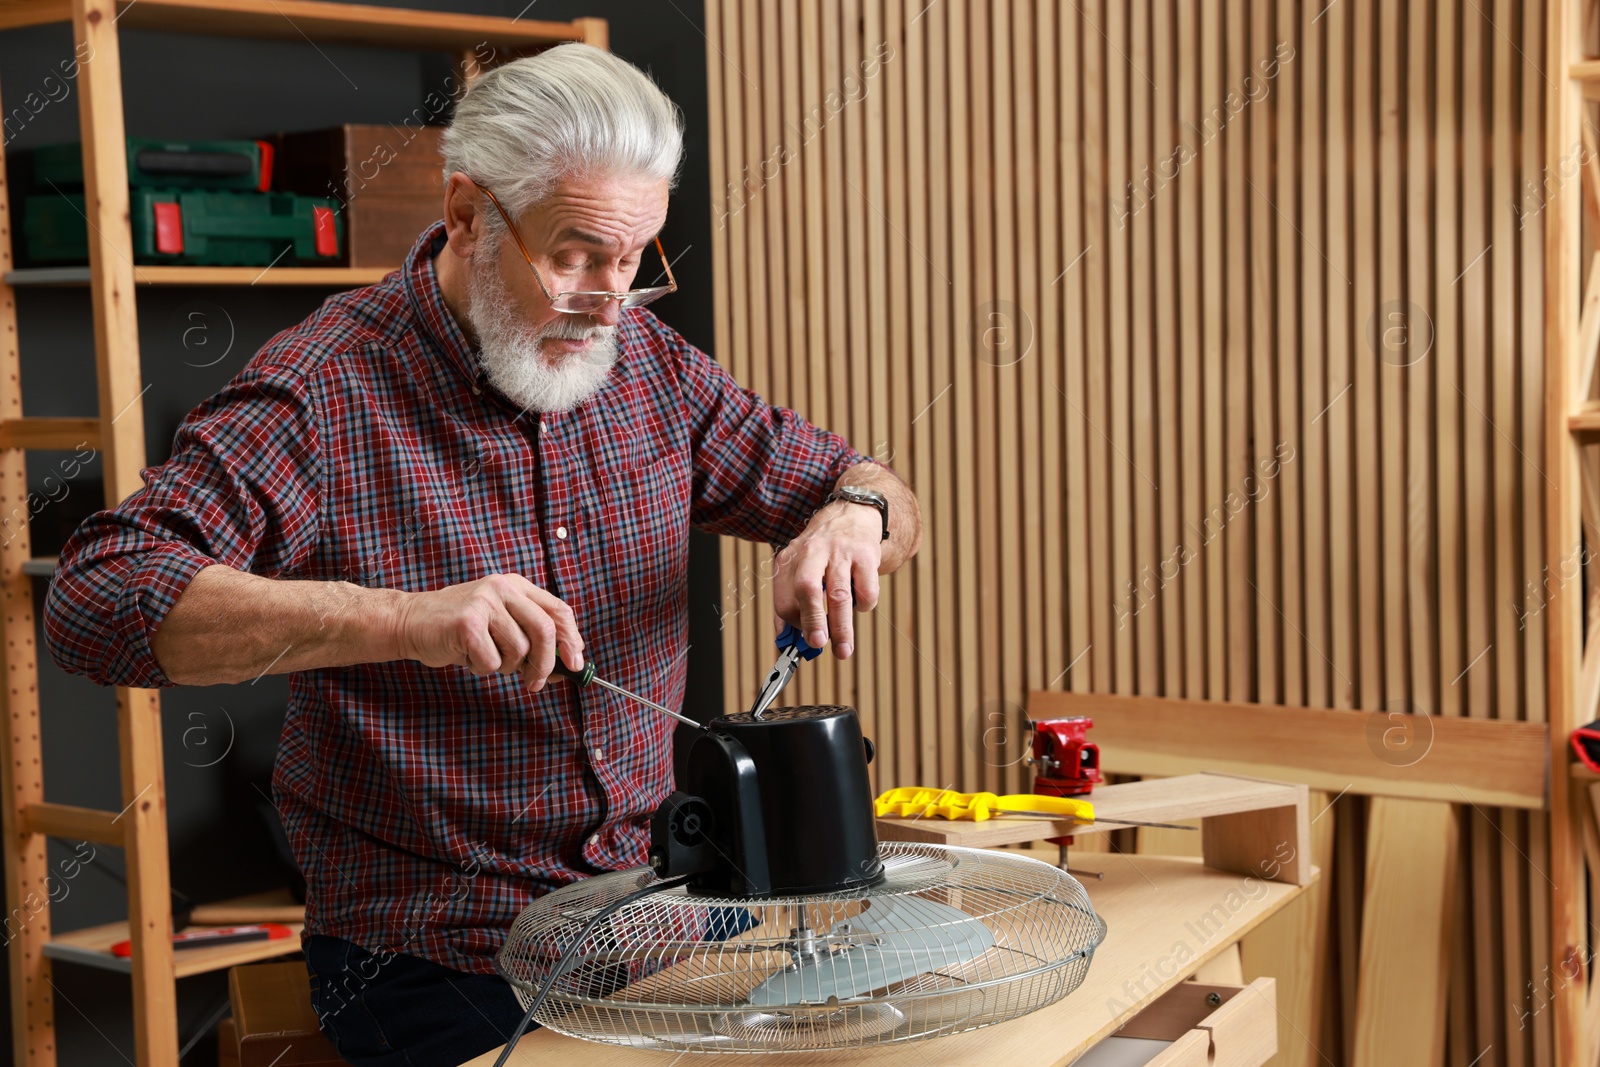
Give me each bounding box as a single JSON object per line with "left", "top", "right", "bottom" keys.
{"left": 496, "top": 842, "right": 1107, "bottom": 1053}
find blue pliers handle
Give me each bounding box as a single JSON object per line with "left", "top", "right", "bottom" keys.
{"left": 750, "top": 624, "right": 823, "bottom": 718}
{"left": 776, "top": 622, "right": 824, "bottom": 661}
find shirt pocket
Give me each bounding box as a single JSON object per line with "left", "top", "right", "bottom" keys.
{"left": 597, "top": 448, "right": 691, "bottom": 612}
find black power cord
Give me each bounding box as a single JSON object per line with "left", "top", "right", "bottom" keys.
{"left": 491, "top": 875, "right": 688, "bottom": 1067}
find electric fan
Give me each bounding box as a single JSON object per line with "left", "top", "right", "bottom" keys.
{"left": 490, "top": 704, "right": 1106, "bottom": 1056}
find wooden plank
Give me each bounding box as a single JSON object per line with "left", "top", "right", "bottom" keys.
{"left": 1404, "top": 0, "right": 1434, "bottom": 730}
{"left": 0, "top": 63, "right": 56, "bottom": 1067}
{"left": 0, "top": 418, "right": 100, "bottom": 453}
{"left": 704, "top": 0, "right": 738, "bottom": 718}
{"left": 1351, "top": 0, "right": 1381, "bottom": 715}
{"left": 1276, "top": 0, "right": 1302, "bottom": 708}
{"left": 1491, "top": 4, "right": 1531, "bottom": 1059}
{"left": 73, "top": 1, "right": 179, "bottom": 1064}
{"left": 21, "top": 803, "right": 122, "bottom": 847}
{"left": 1224, "top": 0, "right": 1251, "bottom": 703}
{"left": 1202, "top": 781, "right": 1313, "bottom": 887}
{"left": 945, "top": 0, "right": 979, "bottom": 784}
{"left": 1240, "top": 789, "right": 1335, "bottom": 1067}
{"left": 1519, "top": 0, "right": 1550, "bottom": 1059}
{"left": 1544, "top": 0, "right": 1588, "bottom": 1058}
{"left": 1351, "top": 798, "right": 1457, "bottom": 1067}
{"left": 1106, "top": 0, "right": 1133, "bottom": 697}
{"left": 1376, "top": 0, "right": 1405, "bottom": 722}
{"left": 926, "top": 0, "right": 955, "bottom": 784}
{"left": 1201, "top": 0, "right": 1225, "bottom": 700}
{"left": 1248, "top": 0, "right": 1279, "bottom": 707}
{"left": 1035, "top": 0, "right": 1065, "bottom": 753}
{"left": 1459, "top": 3, "right": 1502, "bottom": 1057}
{"left": 1129, "top": 0, "right": 1159, "bottom": 699}
{"left": 113, "top": 0, "right": 584, "bottom": 49}
{"left": 825, "top": 0, "right": 851, "bottom": 716}
{"left": 1012, "top": 0, "right": 1043, "bottom": 795}
{"left": 877, "top": 772, "right": 1310, "bottom": 887}
{"left": 1434, "top": 4, "right": 1467, "bottom": 1055}
{"left": 902, "top": 0, "right": 937, "bottom": 786}
{"left": 1325, "top": 0, "right": 1353, "bottom": 712}
{"left": 1082, "top": 0, "right": 1112, "bottom": 697}
{"left": 1030, "top": 691, "right": 1548, "bottom": 809}
{"left": 1175, "top": 0, "right": 1203, "bottom": 700}
{"left": 858, "top": 0, "right": 894, "bottom": 784}
{"left": 1059, "top": 5, "right": 1091, "bottom": 704}
{"left": 1152, "top": 0, "right": 1182, "bottom": 698}
{"left": 570, "top": 17, "right": 606, "bottom": 50}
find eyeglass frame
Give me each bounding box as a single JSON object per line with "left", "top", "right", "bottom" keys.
{"left": 473, "top": 180, "right": 678, "bottom": 314}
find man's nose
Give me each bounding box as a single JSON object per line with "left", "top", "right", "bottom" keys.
{"left": 589, "top": 299, "right": 623, "bottom": 328}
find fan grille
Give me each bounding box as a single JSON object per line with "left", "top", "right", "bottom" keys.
{"left": 497, "top": 843, "right": 1106, "bottom": 1052}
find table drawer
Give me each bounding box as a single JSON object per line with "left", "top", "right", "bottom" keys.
{"left": 1110, "top": 978, "right": 1277, "bottom": 1067}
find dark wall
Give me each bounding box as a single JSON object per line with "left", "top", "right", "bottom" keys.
{"left": 0, "top": 3, "right": 716, "bottom": 1063}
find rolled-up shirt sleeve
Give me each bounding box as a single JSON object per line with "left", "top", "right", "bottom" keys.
{"left": 677, "top": 336, "right": 869, "bottom": 545}
{"left": 43, "top": 364, "right": 321, "bottom": 689}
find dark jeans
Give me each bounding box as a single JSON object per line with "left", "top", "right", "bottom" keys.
{"left": 304, "top": 935, "right": 531, "bottom": 1067}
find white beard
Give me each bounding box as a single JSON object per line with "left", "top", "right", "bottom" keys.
{"left": 464, "top": 242, "right": 621, "bottom": 413}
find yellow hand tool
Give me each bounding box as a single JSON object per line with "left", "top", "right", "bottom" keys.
{"left": 873, "top": 787, "right": 1197, "bottom": 831}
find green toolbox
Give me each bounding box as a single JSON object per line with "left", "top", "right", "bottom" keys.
{"left": 29, "top": 137, "right": 274, "bottom": 192}
{"left": 23, "top": 188, "right": 343, "bottom": 266}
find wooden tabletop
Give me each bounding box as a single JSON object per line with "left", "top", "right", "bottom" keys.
{"left": 460, "top": 850, "right": 1310, "bottom": 1067}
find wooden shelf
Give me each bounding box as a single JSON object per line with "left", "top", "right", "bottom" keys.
{"left": 45, "top": 891, "right": 304, "bottom": 978}
{"left": 6, "top": 265, "right": 396, "bottom": 287}
{"left": 0, "top": 0, "right": 588, "bottom": 50}
{"left": 1571, "top": 400, "right": 1600, "bottom": 434}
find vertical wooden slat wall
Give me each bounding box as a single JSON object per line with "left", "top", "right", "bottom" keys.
{"left": 706, "top": 1, "right": 1550, "bottom": 1061}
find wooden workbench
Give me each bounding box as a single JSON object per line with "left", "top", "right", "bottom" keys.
{"left": 462, "top": 849, "right": 1310, "bottom": 1066}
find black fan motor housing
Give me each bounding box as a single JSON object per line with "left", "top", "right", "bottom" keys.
{"left": 649, "top": 705, "right": 883, "bottom": 897}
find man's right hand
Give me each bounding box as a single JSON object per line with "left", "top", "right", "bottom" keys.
{"left": 393, "top": 573, "right": 584, "bottom": 692}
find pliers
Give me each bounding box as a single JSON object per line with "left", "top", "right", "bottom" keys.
{"left": 749, "top": 622, "right": 823, "bottom": 718}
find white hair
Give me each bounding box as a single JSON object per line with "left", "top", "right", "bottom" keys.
{"left": 442, "top": 43, "right": 684, "bottom": 222}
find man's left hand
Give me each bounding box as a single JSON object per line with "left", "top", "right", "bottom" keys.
{"left": 771, "top": 501, "right": 884, "bottom": 659}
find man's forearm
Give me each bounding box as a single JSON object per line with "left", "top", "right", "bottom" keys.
{"left": 836, "top": 460, "right": 922, "bottom": 572}
{"left": 151, "top": 564, "right": 405, "bottom": 685}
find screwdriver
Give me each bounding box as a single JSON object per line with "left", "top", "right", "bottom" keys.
{"left": 552, "top": 660, "right": 701, "bottom": 729}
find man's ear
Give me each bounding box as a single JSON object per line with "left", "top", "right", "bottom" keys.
{"left": 442, "top": 172, "right": 484, "bottom": 258}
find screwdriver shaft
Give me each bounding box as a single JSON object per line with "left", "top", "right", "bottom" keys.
{"left": 587, "top": 675, "right": 700, "bottom": 728}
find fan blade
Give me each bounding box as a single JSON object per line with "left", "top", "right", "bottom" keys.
{"left": 744, "top": 895, "right": 995, "bottom": 1008}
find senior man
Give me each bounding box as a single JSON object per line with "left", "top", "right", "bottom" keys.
{"left": 43, "top": 44, "right": 920, "bottom": 1067}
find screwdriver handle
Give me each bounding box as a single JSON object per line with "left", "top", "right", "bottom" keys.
{"left": 552, "top": 660, "right": 597, "bottom": 686}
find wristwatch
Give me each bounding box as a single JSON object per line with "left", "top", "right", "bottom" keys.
{"left": 822, "top": 485, "right": 890, "bottom": 542}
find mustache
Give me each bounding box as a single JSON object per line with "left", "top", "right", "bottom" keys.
{"left": 539, "top": 317, "right": 616, "bottom": 342}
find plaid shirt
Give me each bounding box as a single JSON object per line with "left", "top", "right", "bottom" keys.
{"left": 44, "top": 222, "right": 863, "bottom": 974}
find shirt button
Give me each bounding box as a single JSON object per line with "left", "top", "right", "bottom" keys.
{"left": 556, "top": 526, "right": 568, "bottom": 539}
{"left": 592, "top": 746, "right": 604, "bottom": 762}
{"left": 587, "top": 834, "right": 599, "bottom": 847}
{"left": 472, "top": 386, "right": 481, "bottom": 395}
{"left": 540, "top": 420, "right": 548, "bottom": 432}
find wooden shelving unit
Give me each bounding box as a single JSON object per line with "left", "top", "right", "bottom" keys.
{"left": 5, "top": 265, "right": 398, "bottom": 286}
{"left": 0, "top": 3, "right": 607, "bottom": 1065}
{"left": 1549, "top": 0, "right": 1597, "bottom": 1062}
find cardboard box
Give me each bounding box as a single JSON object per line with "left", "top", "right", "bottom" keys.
{"left": 228, "top": 961, "right": 343, "bottom": 1067}
{"left": 275, "top": 124, "right": 445, "bottom": 268}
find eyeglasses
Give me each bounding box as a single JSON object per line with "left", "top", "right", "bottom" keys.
{"left": 475, "top": 182, "right": 678, "bottom": 314}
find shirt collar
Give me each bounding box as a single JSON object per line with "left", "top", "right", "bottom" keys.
{"left": 402, "top": 221, "right": 486, "bottom": 391}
